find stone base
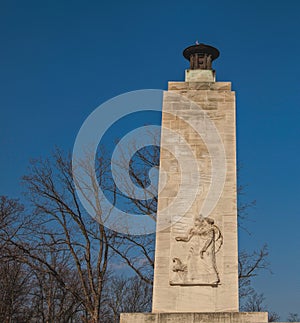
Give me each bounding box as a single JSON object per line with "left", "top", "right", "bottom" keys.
{"left": 120, "top": 312, "right": 268, "bottom": 323}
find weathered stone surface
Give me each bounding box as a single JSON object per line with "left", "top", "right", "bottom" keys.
{"left": 185, "top": 69, "right": 215, "bottom": 82}
{"left": 168, "top": 82, "right": 231, "bottom": 91}
{"left": 120, "top": 312, "right": 268, "bottom": 323}
{"left": 152, "top": 79, "right": 238, "bottom": 313}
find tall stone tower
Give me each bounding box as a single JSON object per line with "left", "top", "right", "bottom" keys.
{"left": 121, "top": 43, "right": 268, "bottom": 323}
{"left": 152, "top": 43, "right": 238, "bottom": 313}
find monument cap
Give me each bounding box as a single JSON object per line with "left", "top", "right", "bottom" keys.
{"left": 183, "top": 43, "right": 220, "bottom": 70}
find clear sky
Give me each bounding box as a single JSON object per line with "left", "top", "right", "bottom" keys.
{"left": 1, "top": 0, "right": 300, "bottom": 318}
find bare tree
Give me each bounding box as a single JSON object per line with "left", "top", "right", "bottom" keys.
{"left": 28, "top": 257, "right": 84, "bottom": 322}
{"left": 0, "top": 258, "right": 34, "bottom": 322}
{"left": 268, "top": 312, "right": 281, "bottom": 322}
{"left": 238, "top": 244, "right": 270, "bottom": 299}
{"left": 4, "top": 150, "right": 115, "bottom": 322}
{"left": 0, "top": 196, "right": 26, "bottom": 253}
{"left": 287, "top": 313, "right": 300, "bottom": 322}
{"left": 0, "top": 197, "right": 35, "bottom": 322}
{"left": 237, "top": 165, "right": 272, "bottom": 305}
{"left": 101, "top": 275, "right": 152, "bottom": 323}
{"left": 241, "top": 292, "right": 266, "bottom": 312}
{"left": 103, "top": 137, "right": 160, "bottom": 285}
{"left": 0, "top": 143, "right": 156, "bottom": 322}
{"left": 241, "top": 292, "right": 280, "bottom": 322}
{"left": 16, "top": 147, "right": 155, "bottom": 321}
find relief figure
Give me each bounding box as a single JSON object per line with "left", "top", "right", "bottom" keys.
{"left": 172, "top": 215, "right": 223, "bottom": 285}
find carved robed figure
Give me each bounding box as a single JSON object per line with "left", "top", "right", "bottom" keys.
{"left": 171, "top": 215, "right": 223, "bottom": 285}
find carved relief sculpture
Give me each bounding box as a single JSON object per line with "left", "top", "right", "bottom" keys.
{"left": 170, "top": 215, "right": 223, "bottom": 286}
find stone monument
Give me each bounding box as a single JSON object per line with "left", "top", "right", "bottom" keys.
{"left": 121, "top": 43, "right": 268, "bottom": 323}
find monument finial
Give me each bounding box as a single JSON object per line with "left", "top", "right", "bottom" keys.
{"left": 183, "top": 43, "right": 219, "bottom": 70}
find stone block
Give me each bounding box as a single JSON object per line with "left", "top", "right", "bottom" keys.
{"left": 120, "top": 312, "right": 268, "bottom": 323}
{"left": 168, "top": 82, "right": 232, "bottom": 91}
{"left": 168, "top": 82, "right": 189, "bottom": 90}
{"left": 185, "top": 69, "right": 215, "bottom": 82}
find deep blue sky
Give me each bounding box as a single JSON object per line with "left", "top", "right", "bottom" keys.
{"left": 1, "top": 0, "right": 300, "bottom": 318}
